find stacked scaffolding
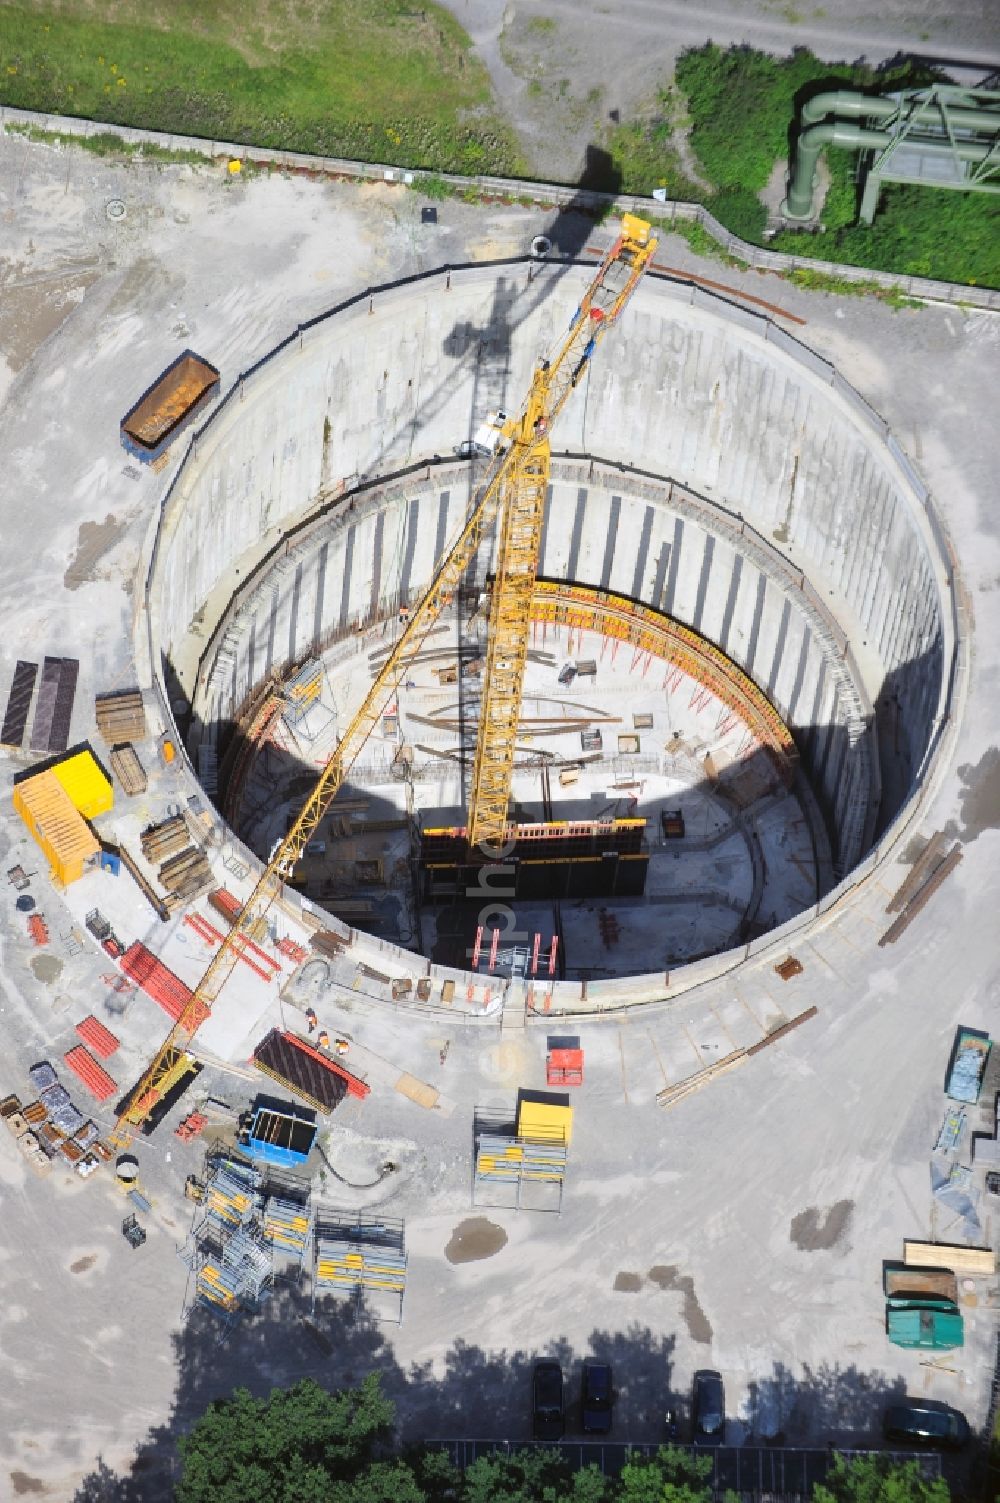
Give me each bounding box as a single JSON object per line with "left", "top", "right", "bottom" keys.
{"left": 182, "top": 1155, "right": 272, "bottom": 1330}
{"left": 263, "top": 1194, "right": 313, "bottom": 1261}
{"left": 312, "top": 1214, "right": 407, "bottom": 1324}
{"left": 202, "top": 1159, "right": 259, "bottom": 1230}
{"left": 473, "top": 1109, "right": 568, "bottom": 1214}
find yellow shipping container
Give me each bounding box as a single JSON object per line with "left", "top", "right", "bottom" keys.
{"left": 51, "top": 749, "right": 113, "bottom": 819}
{"left": 517, "top": 1098, "right": 573, "bottom": 1147}
{"left": 13, "top": 771, "right": 100, "bottom": 885}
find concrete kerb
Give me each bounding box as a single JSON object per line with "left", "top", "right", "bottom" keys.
{"left": 136, "top": 266, "right": 967, "bottom": 1023}
{"left": 1, "top": 103, "right": 996, "bottom": 310}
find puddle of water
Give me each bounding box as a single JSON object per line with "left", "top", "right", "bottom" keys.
{"left": 29, "top": 955, "right": 63, "bottom": 984}
{"left": 613, "top": 1271, "right": 642, "bottom": 1293}
{"left": 10, "top": 1471, "right": 45, "bottom": 1496}
{"left": 445, "top": 1217, "right": 508, "bottom": 1264}
{"left": 789, "top": 1200, "right": 853, "bottom": 1251}
{"left": 69, "top": 1254, "right": 97, "bottom": 1275}
{"left": 64, "top": 514, "right": 123, "bottom": 590}
{"left": 952, "top": 747, "right": 1000, "bottom": 842}
{"left": 647, "top": 1264, "right": 714, "bottom": 1343}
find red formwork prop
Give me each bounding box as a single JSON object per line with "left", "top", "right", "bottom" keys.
{"left": 183, "top": 912, "right": 281, "bottom": 981}
{"left": 64, "top": 1045, "right": 117, "bottom": 1102}
{"left": 208, "top": 887, "right": 243, "bottom": 922}
{"left": 75, "top": 1015, "right": 120, "bottom": 1058}
{"left": 119, "top": 941, "right": 209, "bottom": 1027}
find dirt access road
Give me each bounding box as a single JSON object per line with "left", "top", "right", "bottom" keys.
{"left": 440, "top": 0, "right": 1000, "bottom": 182}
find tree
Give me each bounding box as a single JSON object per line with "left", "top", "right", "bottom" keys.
{"left": 459, "top": 1448, "right": 608, "bottom": 1503}
{"left": 617, "top": 1446, "right": 714, "bottom": 1503}
{"left": 175, "top": 1373, "right": 418, "bottom": 1503}
{"left": 813, "top": 1454, "right": 951, "bottom": 1503}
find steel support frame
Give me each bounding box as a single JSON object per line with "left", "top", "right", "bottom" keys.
{"left": 859, "top": 83, "right": 1000, "bottom": 224}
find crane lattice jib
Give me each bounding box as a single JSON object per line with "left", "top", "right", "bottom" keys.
{"left": 467, "top": 213, "right": 658, "bottom": 850}
{"left": 111, "top": 216, "right": 656, "bottom": 1144}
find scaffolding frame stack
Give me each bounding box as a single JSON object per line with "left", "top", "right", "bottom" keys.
{"left": 180, "top": 1153, "right": 271, "bottom": 1331}
{"left": 312, "top": 1213, "right": 407, "bottom": 1325}
{"left": 262, "top": 1193, "right": 314, "bottom": 1265}
{"left": 473, "top": 1109, "right": 568, "bottom": 1214}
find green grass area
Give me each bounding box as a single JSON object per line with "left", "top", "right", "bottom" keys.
{"left": 673, "top": 43, "right": 1000, "bottom": 287}
{"left": 605, "top": 109, "right": 708, "bottom": 203}
{"left": 0, "top": 0, "right": 520, "bottom": 174}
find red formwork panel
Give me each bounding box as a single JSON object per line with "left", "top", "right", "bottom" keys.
{"left": 120, "top": 942, "right": 210, "bottom": 1027}
{"left": 281, "top": 1031, "right": 370, "bottom": 1099}
{"left": 75, "top": 1015, "right": 120, "bottom": 1058}
{"left": 64, "top": 1046, "right": 117, "bottom": 1102}
{"left": 546, "top": 1048, "right": 584, "bottom": 1086}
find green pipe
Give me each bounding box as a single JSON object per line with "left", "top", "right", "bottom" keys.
{"left": 782, "top": 120, "right": 998, "bottom": 220}
{"left": 800, "top": 88, "right": 1000, "bottom": 133}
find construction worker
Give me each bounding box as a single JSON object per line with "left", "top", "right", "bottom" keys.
{"left": 305, "top": 1007, "right": 318, "bottom": 1034}
{"left": 317, "top": 1029, "right": 330, "bottom": 1050}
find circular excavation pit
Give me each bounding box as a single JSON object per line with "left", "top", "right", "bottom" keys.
{"left": 149, "top": 259, "right": 955, "bottom": 1000}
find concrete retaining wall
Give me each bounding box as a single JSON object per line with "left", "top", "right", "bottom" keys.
{"left": 146, "top": 259, "right": 957, "bottom": 985}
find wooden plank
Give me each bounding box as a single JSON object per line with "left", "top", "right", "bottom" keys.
{"left": 394, "top": 1073, "right": 440, "bottom": 1109}
{"left": 879, "top": 846, "right": 963, "bottom": 946}
{"left": 886, "top": 831, "right": 947, "bottom": 913}
{"left": 903, "top": 1240, "right": 995, "bottom": 1276}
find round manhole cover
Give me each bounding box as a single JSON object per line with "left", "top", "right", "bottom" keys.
{"left": 106, "top": 198, "right": 127, "bottom": 221}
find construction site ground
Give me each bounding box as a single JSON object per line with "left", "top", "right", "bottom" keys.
{"left": 1, "top": 133, "right": 999, "bottom": 1501}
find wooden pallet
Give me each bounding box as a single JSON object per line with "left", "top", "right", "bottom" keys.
{"left": 110, "top": 743, "right": 147, "bottom": 796}
{"left": 140, "top": 814, "right": 188, "bottom": 862}
{"left": 95, "top": 689, "right": 146, "bottom": 743}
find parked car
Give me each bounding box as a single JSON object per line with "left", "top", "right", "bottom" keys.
{"left": 533, "top": 1360, "right": 564, "bottom": 1441}
{"left": 883, "top": 1401, "right": 970, "bottom": 1450}
{"left": 692, "top": 1370, "right": 725, "bottom": 1445}
{"left": 582, "top": 1360, "right": 613, "bottom": 1434}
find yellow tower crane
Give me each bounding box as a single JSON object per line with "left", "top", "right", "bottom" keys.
{"left": 110, "top": 213, "right": 657, "bottom": 1147}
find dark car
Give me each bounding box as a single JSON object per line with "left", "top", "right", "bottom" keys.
{"left": 582, "top": 1360, "right": 613, "bottom": 1434}
{"left": 883, "top": 1401, "right": 970, "bottom": 1450}
{"left": 533, "top": 1360, "right": 564, "bottom": 1441}
{"left": 692, "top": 1370, "right": 725, "bottom": 1445}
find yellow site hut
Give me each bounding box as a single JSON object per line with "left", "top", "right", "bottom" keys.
{"left": 50, "top": 749, "right": 113, "bottom": 819}
{"left": 12, "top": 756, "right": 109, "bottom": 886}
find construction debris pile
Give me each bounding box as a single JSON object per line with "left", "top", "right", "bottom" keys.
{"left": 1, "top": 1058, "right": 114, "bottom": 1178}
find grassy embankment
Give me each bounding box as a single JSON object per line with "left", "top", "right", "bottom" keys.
{"left": 0, "top": 0, "right": 520, "bottom": 174}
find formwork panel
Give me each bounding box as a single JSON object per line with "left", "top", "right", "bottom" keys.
{"left": 1, "top": 660, "right": 37, "bottom": 748}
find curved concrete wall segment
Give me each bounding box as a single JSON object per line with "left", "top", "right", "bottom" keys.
{"left": 145, "top": 259, "right": 957, "bottom": 991}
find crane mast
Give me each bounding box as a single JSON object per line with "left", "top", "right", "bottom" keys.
{"left": 111, "top": 214, "right": 656, "bottom": 1146}
{"left": 468, "top": 214, "right": 657, "bottom": 847}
